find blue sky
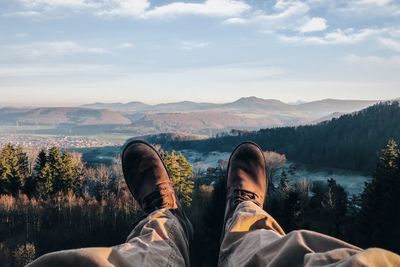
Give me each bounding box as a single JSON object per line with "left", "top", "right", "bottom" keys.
{"left": 0, "top": 0, "right": 399, "bottom": 106}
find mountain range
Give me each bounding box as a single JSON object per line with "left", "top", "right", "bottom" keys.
{"left": 0, "top": 97, "right": 381, "bottom": 135}
{"left": 81, "top": 97, "right": 378, "bottom": 115}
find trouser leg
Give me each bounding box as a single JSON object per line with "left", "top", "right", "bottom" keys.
{"left": 219, "top": 201, "right": 400, "bottom": 267}
{"left": 218, "top": 201, "right": 285, "bottom": 267}
{"left": 26, "top": 208, "right": 190, "bottom": 267}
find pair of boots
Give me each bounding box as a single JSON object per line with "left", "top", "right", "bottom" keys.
{"left": 122, "top": 140, "right": 267, "bottom": 243}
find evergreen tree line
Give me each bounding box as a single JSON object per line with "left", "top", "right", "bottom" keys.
{"left": 0, "top": 145, "right": 83, "bottom": 199}
{"left": 1, "top": 140, "right": 399, "bottom": 266}
{"left": 169, "top": 101, "right": 400, "bottom": 172}
{"left": 0, "top": 145, "right": 195, "bottom": 205}
{"left": 0, "top": 145, "right": 195, "bottom": 267}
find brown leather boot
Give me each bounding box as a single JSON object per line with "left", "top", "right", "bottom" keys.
{"left": 121, "top": 140, "right": 193, "bottom": 240}
{"left": 223, "top": 142, "right": 268, "bottom": 227}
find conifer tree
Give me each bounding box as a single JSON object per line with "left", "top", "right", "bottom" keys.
{"left": 25, "top": 149, "right": 47, "bottom": 197}
{"left": 39, "top": 163, "right": 53, "bottom": 199}
{"left": 175, "top": 152, "right": 194, "bottom": 206}
{"left": 0, "top": 144, "right": 29, "bottom": 195}
{"left": 358, "top": 139, "right": 400, "bottom": 253}
{"left": 163, "top": 150, "right": 194, "bottom": 206}
{"left": 47, "top": 147, "right": 64, "bottom": 195}
{"left": 34, "top": 150, "right": 54, "bottom": 199}
{"left": 322, "top": 178, "right": 347, "bottom": 236}
{"left": 34, "top": 150, "right": 47, "bottom": 175}
{"left": 60, "top": 152, "right": 78, "bottom": 194}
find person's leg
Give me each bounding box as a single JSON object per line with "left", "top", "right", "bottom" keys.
{"left": 26, "top": 208, "right": 189, "bottom": 267}
{"left": 26, "top": 140, "right": 192, "bottom": 267}
{"left": 219, "top": 142, "right": 400, "bottom": 267}
{"left": 220, "top": 200, "right": 400, "bottom": 267}
{"left": 27, "top": 207, "right": 190, "bottom": 267}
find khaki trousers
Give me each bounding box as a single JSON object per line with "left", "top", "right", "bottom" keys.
{"left": 27, "top": 201, "right": 400, "bottom": 267}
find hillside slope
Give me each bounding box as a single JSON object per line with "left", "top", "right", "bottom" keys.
{"left": 168, "top": 101, "right": 400, "bottom": 171}
{"left": 0, "top": 107, "right": 131, "bottom": 125}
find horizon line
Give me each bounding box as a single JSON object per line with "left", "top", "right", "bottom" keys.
{"left": 0, "top": 96, "right": 392, "bottom": 109}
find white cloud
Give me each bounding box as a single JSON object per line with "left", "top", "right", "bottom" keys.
{"left": 223, "top": 17, "right": 247, "bottom": 24}
{"left": 223, "top": 0, "right": 310, "bottom": 31}
{"left": 280, "top": 28, "right": 381, "bottom": 45}
{"left": 97, "top": 0, "right": 150, "bottom": 17}
{"left": 257, "top": 1, "right": 309, "bottom": 22}
{"left": 32, "top": 41, "right": 107, "bottom": 55}
{"left": 332, "top": 0, "right": 400, "bottom": 18}
{"left": 356, "top": 0, "right": 392, "bottom": 7}
{"left": 0, "top": 64, "right": 114, "bottom": 77}
{"left": 12, "top": 0, "right": 400, "bottom": 22}
{"left": 117, "top": 42, "right": 134, "bottom": 49}
{"left": 16, "top": 0, "right": 251, "bottom": 19}
{"left": 298, "top": 17, "right": 327, "bottom": 33}
{"left": 341, "top": 54, "right": 400, "bottom": 68}
{"left": 143, "top": 0, "right": 251, "bottom": 19}
{"left": 324, "top": 28, "right": 378, "bottom": 44}
{"left": 180, "top": 41, "right": 209, "bottom": 50}
{"left": 20, "top": 0, "right": 94, "bottom": 8}
{"left": 3, "top": 10, "right": 41, "bottom": 17}
{"left": 0, "top": 41, "right": 107, "bottom": 61}
{"left": 378, "top": 38, "right": 400, "bottom": 52}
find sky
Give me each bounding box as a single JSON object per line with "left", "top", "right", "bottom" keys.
{"left": 0, "top": 0, "right": 399, "bottom": 106}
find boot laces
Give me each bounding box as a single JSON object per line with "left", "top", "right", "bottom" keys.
{"left": 232, "top": 189, "right": 261, "bottom": 206}
{"left": 142, "top": 183, "right": 174, "bottom": 213}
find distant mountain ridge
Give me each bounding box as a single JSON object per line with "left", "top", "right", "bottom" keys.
{"left": 81, "top": 100, "right": 216, "bottom": 112}
{"left": 0, "top": 97, "right": 384, "bottom": 135}
{"left": 83, "top": 102, "right": 150, "bottom": 112}
{"left": 82, "top": 97, "right": 378, "bottom": 115}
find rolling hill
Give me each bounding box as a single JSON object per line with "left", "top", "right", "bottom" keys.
{"left": 79, "top": 97, "right": 380, "bottom": 134}
{"left": 0, "top": 107, "right": 131, "bottom": 126}
{"left": 166, "top": 101, "right": 400, "bottom": 172}
{"left": 0, "top": 97, "right": 381, "bottom": 135}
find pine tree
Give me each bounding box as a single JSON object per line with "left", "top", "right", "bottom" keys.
{"left": 0, "top": 144, "right": 29, "bottom": 195}
{"left": 34, "top": 150, "right": 47, "bottom": 175}
{"left": 176, "top": 152, "right": 194, "bottom": 206}
{"left": 25, "top": 149, "right": 48, "bottom": 198}
{"left": 357, "top": 139, "right": 400, "bottom": 253}
{"left": 47, "top": 147, "right": 64, "bottom": 195}
{"left": 34, "top": 150, "right": 54, "bottom": 199}
{"left": 163, "top": 151, "right": 194, "bottom": 206}
{"left": 60, "top": 152, "right": 79, "bottom": 194}
{"left": 0, "top": 145, "right": 12, "bottom": 194}
{"left": 39, "top": 163, "right": 53, "bottom": 200}
{"left": 321, "top": 178, "right": 348, "bottom": 236}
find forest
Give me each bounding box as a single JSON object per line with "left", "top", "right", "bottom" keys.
{"left": 168, "top": 101, "right": 400, "bottom": 172}
{"left": 1, "top": 137, "right": 400, "bottom": 266}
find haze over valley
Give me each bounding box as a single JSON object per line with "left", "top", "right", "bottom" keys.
{"left": 0, "top": 97, "right": 379, "bottom": 139}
